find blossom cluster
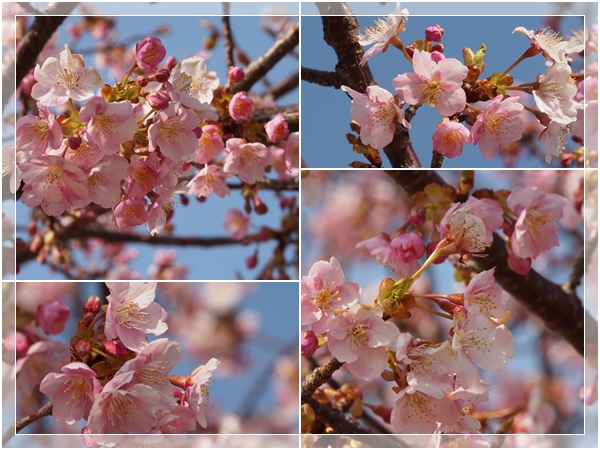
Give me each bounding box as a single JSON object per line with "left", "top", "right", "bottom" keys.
{"left": 11, "top": 282, "right": 219, "bottom": 447}
{"left": 8, "top": 37, "right": 298, "bottom": 236}
{"left": 343, "top": 2, "right": 588, "bottom": 165}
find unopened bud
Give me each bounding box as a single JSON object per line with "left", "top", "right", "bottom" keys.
{"left": 430, "top": 51, "right": 445, "bottom": 63}
{"left": 153, "top": 68, "right": 170, "bottom": 83}
{"left": 68, "top": 135, "right": 82, "bottom": 150}
{"left": 83, "top": 295, "right": 101, "bottom": 315}
{"left": 245, "top": 253, "right": 258, "bottom": 269}
{"left": 165, "top": 55, "right": 178, "bottom": 72}
{"left": 228, "top": 66, "right": 245, "bottom": 83}
{"left": 102, "top": 339, "right": 128, "bottom": 357}
{"left": 75, "top": 340, "right": 92, "bottom": 358}
{"left": 301, "top": 330, "right": 318, "bottom": 357}
{"left": 425, "top": 24, "right": 444, "bottom": 42}
{"left": 253, "top": 195, "right": 268, "bottom": 215}
{"left": 4, "top": 331, "right": 29, "bottom": 356}
{"left": 136, "top": 75, "right": 149, "bottom": 87}
{"left": 146, "top": 91, "right": 169, "bottom": 110}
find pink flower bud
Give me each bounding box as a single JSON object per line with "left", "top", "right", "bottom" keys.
{"left": 430, "top": 51, "right": 445, "bottom": 63}
{"left": 4, "top": 331, "right": 29, "bottom": 355}
{"left": 102, "top": 339, "right": 128, "bottom": 357}
{"left": 68, "top": 135, "right": 82, "bottom": 150}
{"left": 425, "top": 24, "right": 444, "bottom": 42}
{"left": 83, "top": 295, "right": 101, "bottom": 315}
{"left": 409, "top": 205, "right": 425, "bottom": 225}
{"left": 405, "top": 44, "right": 416, "bottom": 58}
{"left": 246, "top": 254, "right": 258, "bottom": 269}
{"left": 36, "top": 300, "right": 70, "bottom": 335}
{"left": 20, "top": 69, "right": 36, "bottom": 96}
{"left": 431, "top": 43, "right": 444, "bottom": 53}
{"left": 172, "top": 388, "right": 184, "bottom": 399}
{"left": 135, "top": 36, "right": 166, "bottom": 73}
{"left": 136, "top": 75, "right": 149, "bottom": 87}
{"left": 228, "top": 92, "right": 254, "bottom": 121}
{"left": 165, "top": 55, "right": 178, "bottom": 72}
{"left": 229, "top": 66, "right": 245, "bottom": 83}
{"left": 265, "top": 114, "right": 290, "bottom": 143}
{"left": 75, "top": 340, "right": 92, "bottom": 358}
{"left": 147, "top": 91, "right": 169, "bottom": 110}
{"left": 153, "top": 68, "right": 171, "bottom": 83}
{"left": 301, "top": 330, "right": 318, "bottom": 357}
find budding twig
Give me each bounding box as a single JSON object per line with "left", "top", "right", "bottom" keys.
{"left": 2, "top": 401, "right": 53, "bottom": 446}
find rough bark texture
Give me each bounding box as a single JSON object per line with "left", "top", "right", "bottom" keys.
{"left": 301, "top": 356, "right": 343, "bottom": 397}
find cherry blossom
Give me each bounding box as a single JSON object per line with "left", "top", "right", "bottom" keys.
{"left": 393, "top": 50, "right": 468, "bottom": 117}
{"left": 146, "top": 182, "right": 187, "bottom": 236}
{"left": 112, "top": 197, "right": 149, "bottom": 231}
{"left": 341, "top": 85, "right": 409, "bottom": 149}
{"left": 123, "top": 156, "right": 160, "bottom": 199}
{"left": 183, "top": 358, "right": 220, "bottom": 427}
{"left": 228, "top": 91, "right": 254, "bottom": 121}
{"left": 187, "top": 165, "right": 231, "bottom": 199}
{"left": 471, "top": 95, "right": 525, "bottom": 159}
{"left": 223, "top": 209, "right": 251, "bottom": 240}
{"left": 135, "top": 36, "right": 166, "bottom": 73}
{"left": 442, "top": 197, "right": 503, "bottom": 244}
{"left": 301, "top": 256, "right": 361, "bottom": 335}
{"left": 193, "top": 124, "right": 225, "bottom": 164}
{"left": 437, "top": 205, "right": 487, "bottom": 259}
{"left": 358, "top": 2, "right": 409, "bottom": 66}
{"left": 148, "top": 102, "right": 200, "bottom": 160}
{"left": 223, "top": 138, "right": 273, "bottom": 184}
{"left": 14, "top": 340, "right": 69, "bottom": 396}
{"left": 105, "top": 282, "right": 167, "bottom": 351}
{"left": 356, "top": 231, "right": 425, "bottom": 278}
{"left": 506, "top": 186, "right": 568, "bottom": 259}
{"left": 179, "top": 56, "right": 220, "bottom": 105}
{"left": 432, "top": 121, "right": 471, "bottom": 158}
{"left": 36, "top": 300, "right": 70, "bottom": 335}
{"left": 2, "top": 145, "right": 26, "bottom": 194}
{"left": 513, "top": 26, "right": 585, "bottom": 62}
{"left": 533, "top": 61, "right": 579, "bottom": 125}
{"left": 462, "top": 268, "right": 510, "bottom": 318}
{"left": 265, "top": 114, "right": 290, "bottom": 143}
{"left": 83, "top": 155, "right": 129, "bottom": 208}
{"left": 327, "top": 304, "right": 400, "bottom": 380}
{"left": 15, "top": 103, "right": 63, "bottom": 156}
{"left": 31, "top": 44, "right": 103, "bottom": 106}
{"left": 39, "top": 362, "right": 101, "bottom": 425}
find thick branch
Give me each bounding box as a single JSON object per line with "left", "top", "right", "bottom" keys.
{"left": 302, "top": 356, "right": 343, "bottom": 397}
{"left": 230, "top": 21, "right": 299, "bottom": 94}
{"left": 301, "top": 66, "right": 342, "bottom": 88}
{"left": 2, "top": 401, "right": 52, "bottom": 446}
{"left": 263, "top": 71, "right": 299, "bottom": 100}
{"left": 431, "top": 150, "right": 445, "bottom": 168}
{"left": 221, "top": 7, "right": 235, "bottom": 69}
{"left": 384, "top": 170, "right": 597, "bottom": 356}
{"left": 302, "top": 395, "right": 371, "bottom": 434}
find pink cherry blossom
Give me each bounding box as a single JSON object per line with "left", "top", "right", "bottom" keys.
{"left": 105, "top": 282, "right": 167, "bottom": 351}
{"left": 471, "top": 95, "right": 524, "bottom": 159}
{"left": 393, "top": 50, "right": 468, "bottom": 116}
{"left": 533, "top": 61, "right": 579, "bottom": 125}
{"left": 63, "top": 137, "right": 104, "bottom": 171}
{"left": 14, "top": 340, "right": 69, "bottom": 395}
{"left": 513, "top": 27, "right": 585, "bottom": 62}
{"left": 79, "top": 96, "right": 138, "bottom": 154}
{"left": 194, "top": 124, "right": 225, "bottom": 164}
{"left": 265, "top": 114, "right": 290, "bottom": 143}
{"left": 223, "top": 209, "right": 251, "bottom": 240}
{"left": 2, "top": 145, "right": 26, "bottom": 194}
{"left": 441, "top": 197, "right": 503, "bottom": 244}
{"left": 301, "top": 256, "right": 361, "bottom": 335}
{"left": 31, "top": 44, "right": 103, "bottom": 106}
{"left": 158, "top": 154, "right": 193, "bottom": 189}
{"left": 146, "top": 182, "right": 187, "bottom": 236}
{"left": 39, "top": 362, "right": 101, "bottom": 424}
{"left": 178, "top": 56, "right": 220, "bottom": 105}
{"left": 228, "top": 91, "right": 254, "bottom": 121}
{"left": 15, "top": 103, "right": 63, "bottom": 156}
{"left": 438, "top": 205, "right": 487, "bottom": 259}
{"left": 112, "top": 197, "right": 149, "bottom": 231}
{"left": 82, "top": 155, "right": 129, "bottom": 208}
{"left": 19, "top": 155, "right": 89, "bottom": 216}
{"left": 223, "top": 138, "right": 273, "bottom": 184}
{"left": 135, "top": 36, "right": 166, "bottom": 73}
{"left": 283, "top": 131, "right": 299, "bottom": 169}
{"left": 341, "top": 85, "right": 409, "bottom": 149}
{"left": 187, "top": 165, "right": 231, "bottom": 199}
{"left": 432, "top": 121, "right": 471, "bottom": 158}
{"left": 123, "top": 156, "right": 160, "bottom": 198}
{"left": 356, "top": 231, "right": 425, "bottom": 278}
{"left": 36, "top": 300, "right": 70, "bottom": 335}
{"left": 506, "top": 186, "right": 568, "bottom": 259}
{"left": 391, "top": 385, "right": 461, "bottom": 434}
{"left": 148, "top": 102, "right": 199, "bottom": 160}
{"left": 327, "top": 304, "right": 400, "bottom": 381}
{"left": 541, "top": 121, "right": 570, "bottom": 164}
{"left": 184, "top": 358, "right": 220, "bottom": 428}
{"left": 463, "top": 268, "right": 510, "bottom": 318}
{"left": 358, "top": 2, "right": 409, "bottom": 66}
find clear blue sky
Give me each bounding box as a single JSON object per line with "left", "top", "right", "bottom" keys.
{"left": 301, "top": 11, "right": 585, "bottom": 168}
{"left": 10, "top": 10, "right": 299, "bottom": 281}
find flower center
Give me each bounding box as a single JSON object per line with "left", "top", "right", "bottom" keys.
{"left": 312, "top": 282, "right": 340, "bottom": 311}
{"left": 422, "top": 80, "right": 442, "bottom": 106}
{"left": 535, "top": 27, "right": 563, "bottom": 48}
{"left": 348, "top": 323, "right": 371, "bottom": 346}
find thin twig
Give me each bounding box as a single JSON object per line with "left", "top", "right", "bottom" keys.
{"left": 222, "top": 4, "right": 235, "bottom": 70}
{"left": 2, "top": 401, "right": 53, "bottom": 446}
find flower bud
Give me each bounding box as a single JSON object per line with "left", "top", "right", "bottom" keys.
{"left": 425, "top": 24, "right": 444, "bottom": 42}
{"left": 265, "top": 114, "right": 290, "bottom": 143}
{"left": 153, "top": 68, "right": 170, "bottom": 83}
{"left": 301, "top": 330, "right": 318, "bottom": 357}
{"left": 430, "top": 51, "right": 445, "bottom": 63}
{"left": 165, "top": 55, "right": 178, "bottom": 72}
{"left": 83, "top": 295, "right": 101, "bottom": 315}
{"left": 68, "top": 135, "right": 82, "bottom": 150}
{"left": 4, "top": 331, "right": 29, "bottom": 356}
{"left": 75, "top": 340, "right": 92, "bottom": 358}
{"left": 146, "top": 91, "right": 169, "bottom": 110}
{"left": 135, "top": 36, "right": 166, "bottom": 73}
{"left": 36, "top": 300, "right": 70, "bottom": 335}
{"left": 228, "top": 66, "right": 245, "bottom": 83}
{"left": 228, "top": 91, "right": 254, "bottom": 121}
{"left": 253, "top": 194, "right": 268, "bottom": 215}
{"left": 246, "top": 253, "right": 258, "bottom": 269}
{"left": 136, "top": 75, "right": 149, "bottom": 87}
{"left": 405, "top": 43, "right": 417, "bottom": 58}
{"left": 102, "top": 339, "right": 128, "bottom": 357}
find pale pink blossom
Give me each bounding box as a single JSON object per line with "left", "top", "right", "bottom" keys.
{"left": 513, "top": 27, "right": 585, "bottom": 62}
{"left": 223, "top": 138, "right": 273, "bottom": 184}
{"left": 446, "top": 381, "right": 490, "bottom": 433}
{"left": 228, "top": 91, "right": 254, "bottom": 121}
{"left": 14, "top": 341, "right": 69, "bottom": 395}
{"left": 158, "top": 155, "right": 193, "bottom": 188}
{"left": 541, "top": 121, "right": 570, "bottom": 164}
{"left": 20, "top": 155, "right": 89, "bottom": 216}
{"left": 391, "top": 385, "right": 461, "bottom": 434}
{"left": 2, "top": 145, "right": 26, "bottom": 193}
{"left": 146, "top": 182, "right": 187, "bottom": 236}
{"left": 87, "top": 370, "right": 161, "bottom": 437}
{"left": 533, "top": 61, "right": 579, "bottom": 125}
{"left": 36, "top": 300, "right": 70, "bottom": 335}
{"left": 15, "top": 103, "right": 63, "bottom": 156}
{"left": 112, "top": 197, "right": 148, "bottom": 231}
{"left": 168, "top": 57, "right": 220, "bottom": 107}
{"left": 31, "top": 44, "right": 103, "bottom": 106}
{"left": 356, "top": 231, "right": 425, "bottom": 278}
{"left": 148, "top": 102, "right": 200, "bottom": 160}
{"left": 135, "top": 36, "right": 166, "bottom": 73}
{"left": 194, "top": 124, "right": 225, "bottom": 164}
{"left": 506, "top": 186, "right": 567, "bottom": 259}
{"left": 283, "top": 131, "right": 299, "bottom": 168}
{"left": 341, "top": 85, "right": 409, "bottom": 149}
{"left": 301, "top": 256, "right": 361, "bottom": 334}
{"left": 39, "top": 362, "right": 101, "bottom": 424}
{"left": 79, "top": 97, "right": 138, "bottom": 154}
{"left": 442, "top": 197, "right": 503, "bottom": 244}
{"left": 358, "top": 2, "right": 409, "bottom": 66}
{"left": 471, "top": 95, "right": 524, "bottom": 159}
{"left": 327, "top": 304, "right": 400, "bottom": 380}
{"left": 184, "top": 358, "right": 220, "bottom": 427}
{"left": 105, "top": 282, "right": 167, "bottom": 351}
{"left": 463, "top": 268, "right": 510, "bottom": 318}
{"left": 82, "top": 155, "right": 129, "bottom": 208}
{"left": 393, "top": 50, "right": 468, "bottom": 116}
{"left": 265, "top": 114, "right": 290, "bottom": 143}
{"left": 223, "top": 209, "right": 251, "bottom": 240}
{"left": 187, "top": 165, "right": 231, "bottom": 198}
{"left": 123, "top": 156, "right": 160, "bottom": 198}
{"left": 432, "top": 121, "right": 471, "bottom": 158}
{"left": 63, "top": 137, "right": 104, "bottom": 171}
{"left": 437, "top": 205, "right": 487, "bottom": 259}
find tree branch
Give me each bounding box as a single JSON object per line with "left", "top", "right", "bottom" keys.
{"left": 230, "top": 21, "right": 299, "bottom": 94}
{"left": 2, "top": 401, "right": 53, "bottom": 446}
{"left": 431, "top": 150, "right": 445, "bottom": 168}
{"left": 302, "top": 356, "right": 343, "bottom": 397}
{"left": 302, "top": 395, "right": 371, "bottom": 434}
{"left": 221, "top": 5, "right": 235, "bottom": 70}
{"left": 301, "top": 66, "right": 342, "bottom": 88}
{"left": 384, "top": 170, "right": 597, "bottom": 356}
{"left": 263, "top": 71, "right": 299, "bottom": 100}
